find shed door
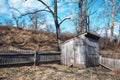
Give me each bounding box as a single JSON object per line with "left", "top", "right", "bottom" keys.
{"left": 85, "top": 45, "right": 99, "bottom": 67}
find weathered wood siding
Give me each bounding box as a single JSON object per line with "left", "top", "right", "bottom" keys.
{"left": 61, "top": 39, "right": 76, "bottom": 66}
{"left": 61, "top": 34, "right": 99, "bottom": 67}
{"left": 100, "top": 56, "right": 120, "bottom": 69}
{"left": 84, "top": 37, "right": 99, "bottom": 67}
{"left": 37, "top": 51, "right": 60, "bottom": 63}
{"left": 0, "top": 50, "right": 60, "bottom": 66}
{"left": 74, "top": 37, "right": 85, "bottom": 67}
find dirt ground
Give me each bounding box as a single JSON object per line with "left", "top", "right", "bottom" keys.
{"left": 0, "top": 64, "right": 120, "bottom": 80}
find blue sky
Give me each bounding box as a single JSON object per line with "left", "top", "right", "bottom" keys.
{"left": 0, "top": 0, "right": 120, "bottom": 36}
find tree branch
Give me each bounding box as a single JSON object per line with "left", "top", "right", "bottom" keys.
{"left": 37, "top": 0, "right": 54, "bottom": 16}
{"left": 59, "top": 17, "right": 71, "bottom": 26}
{"left": 10, "top": 7, "right": 50, "bottom": 19}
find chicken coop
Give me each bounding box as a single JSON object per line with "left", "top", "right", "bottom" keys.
{"left": 61, "top": 32, "right": 100, "bottom": 68}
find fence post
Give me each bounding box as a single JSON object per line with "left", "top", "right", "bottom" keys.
{"left": 34, "top": 51, "right": 37, "bottom": 66}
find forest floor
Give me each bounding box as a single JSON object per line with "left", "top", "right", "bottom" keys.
{"left": 0, "top": 64, "right": 120, "bottom": 80}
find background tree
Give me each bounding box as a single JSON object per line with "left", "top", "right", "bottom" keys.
{"left": 99, "top": 0, "right": 120, "bottom": 41}
{"left": 78, "top": 0, "right": 97, "bottom": 33}
{"left": 19, "top": 19, "right": 26, "bottom": 28}
{"left": 67, "top": 0, "right": 96, "bottom": 34}
{"left": 5, "top": 18, "right": 14, "bottom": 26}
{"left": 12, "top": 12, "right": 19, "bottom": 28}
{"left": 28, "top": 11, "right": 45, "bottom": 30}
{"left": 36, "top": 0, "right": 71, "bottom": 50}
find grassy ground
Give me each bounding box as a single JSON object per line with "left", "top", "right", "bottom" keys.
{"left": 0, "top": 64, "right": 120, "bottom": 80}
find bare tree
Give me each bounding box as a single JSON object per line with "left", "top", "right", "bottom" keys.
{"left": 36, "top": 0, "right": 71, "bottom": 50}
{"left": 28, "top": 11, "right": 45, "bottom": 30}
{"left": 68, "top": 0, "right": 96, "bottom": 34}
{"left": 19, "top": 19, "right": 26, "bottom": 28}
{"left": 10, "top": 0, "right": 71, "bottom": 50}
{"left": 0, "top": 17, "right": 3, "bottom": 25}
{"left": 101, "top": 0, "right": 120, "bottom": 41}
{"left": 5, "top": 19, "right": 14, "bottom": 26}
{"left": 110, "top": 0, "right": 116, "bottom": 41}
{"left": 12, "top": 12, "right": 19, "bottom": 27}
{"left": 78, "top": 0, "right": 96, "bottom": 33}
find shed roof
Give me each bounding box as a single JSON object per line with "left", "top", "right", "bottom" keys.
{"left": 61, "top": 32, "right": 100, "bottom": 45}
{"left": 83, "top": 32, "right": 100, "bottom": 40}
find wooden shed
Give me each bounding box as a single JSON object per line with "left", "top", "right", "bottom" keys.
{"left": 61, "top": 32, "right": 100, "bottom": 68}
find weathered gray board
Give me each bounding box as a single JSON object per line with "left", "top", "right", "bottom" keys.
{"left": 61, "top": 33, "right": 99, "bottom": 67}
{"left": 0, "top": 50, "right": 60, "bottom": 66}
{"left": 100, "top": 56, "right": 120, "bottom": 69}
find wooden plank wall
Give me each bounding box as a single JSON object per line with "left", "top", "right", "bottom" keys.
{"left": 100, "top": 56, "right": 120, "bottom": 69}
{"left": 0, "top": 50, "right": 60, "bottom": 66}
{"left": 61, "top": 39, "right": 76, "bottom": 66}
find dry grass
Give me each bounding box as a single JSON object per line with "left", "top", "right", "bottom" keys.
{"left": 0, "top": 25, "right": 74, "bottom": 51}
{"left": 0, "top": 64, "right": 120, "bottom": 80}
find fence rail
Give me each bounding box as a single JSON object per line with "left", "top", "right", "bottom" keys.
{"left": 0, "top": 50, "right": 60, "bottom": 66}
{"left": 99, "top": 56, "right": 120, "bottom": 70}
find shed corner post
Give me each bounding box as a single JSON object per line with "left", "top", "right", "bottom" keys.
{"left": 99, "top": 55, "right": 101, "bottom": 65}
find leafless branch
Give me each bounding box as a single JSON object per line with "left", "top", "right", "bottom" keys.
{"left": 59, "top": 17, "right": 71, "bottom": 25}
{"left": 37, "top": 0, "right": 54, "bottom": 16}
{"left": 10, "top": 7, "right": 50, "bottom": 19}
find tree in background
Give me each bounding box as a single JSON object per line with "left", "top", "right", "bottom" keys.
{"left": 100, "top": 0, "right": 120, "bottom": 41}
{"left": 36, "top": 0, "right": 71, "bottom": 50}
{"left": 67, "top": 0, "right": 96, "bottom": 34}
{"left": 5, "top": 19, "right": 14, "bottom": 26}
{"left": 110, "top": 0, "right": 116, "bottom": 41}
{"left": 19, "top": 19, "right": 26, "bottom": 28}
{"left": 11, "top": 11, "right": 20, "bottom": 28}
{"left": 28, "top": 11, "right": 45, "bottom": 30}
{"left": 78, "top": 0, "right": 97, "bottom": 34}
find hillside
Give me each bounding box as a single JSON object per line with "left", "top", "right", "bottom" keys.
{"left": 0, "top": 25, "right": 120, "bottom": 54}
{"left": 0, "top": 25, "right": 74, "bottom": 51}
{"left": 99, "top": 37, "right": 120, "bottom": 59}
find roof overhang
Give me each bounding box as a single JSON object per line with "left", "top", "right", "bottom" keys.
{"left": 77, "top": 32, "right": 100, "bottom": 40}
{"left": 84, "top": 32, "right": 100, "bottom": 40}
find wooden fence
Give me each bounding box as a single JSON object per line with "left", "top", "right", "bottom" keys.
{"left": 0, "top": 50, "right": 60, "bottom": 66}
{"left": 99, "top": 56, "right": 120, "bottom": 69}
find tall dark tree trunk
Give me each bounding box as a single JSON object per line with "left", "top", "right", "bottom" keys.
{"left": 118, "top": 25, "right": 120, "bottom": 44}
{"left": 37, "top": 0, "right": 71, "bottom": 51}
{"left": 16, "top": 20, "right": 19, "bottom": 28}
{"left": 35, "top": 16, "right": 37, "bottom": 30}
{"left": 87, "top": 15, "right": 90, "bottom": 32}
{"left": 110, "top": 0, "right": 115, "bottom": 42}
{"left": 78, "top": 0, "right": 88, "bottom": 34}
{"left": 78, "top": 0, "right": 83, "bottom": 34}
{"left": 54, "top": 0, "right": 60, "bottom": 51}
{"left": 84, "top": 0, "right": 88, "bottom": 32}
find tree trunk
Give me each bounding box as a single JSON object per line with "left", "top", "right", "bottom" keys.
{"left": 110, "top": 0, "right": 115, "bottom": 42}
{"left": 35, "top": 16, "right": 37, "bottom": 30}
{"left": 84, "top": 0, "right": 87, "bottom": 32}
{"left": 78, "top": 0, "right": 83, "bottom": 34}
{"left": 118, "top": 25, "right": 120, "bottom": 44}
{"left": 87, "top": 15, "right": 90, "bottom": 31}
{"left": 54, "top": 0, "right": 60, "bottom": 51}
{"left": 16, "top": 20, "right": 19, "bottom": 28}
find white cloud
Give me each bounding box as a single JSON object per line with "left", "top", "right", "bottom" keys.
{"left": 8, "top": 0, "right": 52, "bottom": 15}
{"left": 9, "top": 0, "right": 24, "bottom": 8}
{"left": 0, "top": 0, "right": 9, "bottom": 14}
{"left": 96, "top": 28, "right": 118, "bottom": 38}
{"left": 21, "top": 0, "right": 42, "bottom": 10}
{"left": 114, "top": 22, "right": 120, "bottom": 28}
